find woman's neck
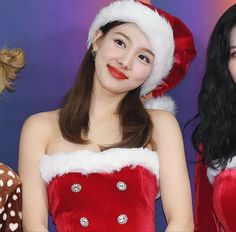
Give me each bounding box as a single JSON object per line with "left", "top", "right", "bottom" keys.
{"left": 90, "top": 75, "right": 126, "bottom": 118}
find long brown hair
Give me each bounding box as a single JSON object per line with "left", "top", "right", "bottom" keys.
{"left": 59, "top": 21, "right": 154, "bottom": 149}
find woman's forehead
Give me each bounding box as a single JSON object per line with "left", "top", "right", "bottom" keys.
{"left": 108, "top": 23, "right": 152, "bottom": 49}
{"left": 230, "top": 26, "right": 236, "bottom": 46}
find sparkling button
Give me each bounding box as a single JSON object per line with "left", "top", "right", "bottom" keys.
{"left": 117, "top": 214, "right": 128, "bottom": 224}
{"left": 116, "top": 181, "right": 127, "bottom": 191}
{"left": 80, "top": 217, "right": 89, "bottom": 227}
{"left": 71, "top": 183, "right": 82, "bottom": 192}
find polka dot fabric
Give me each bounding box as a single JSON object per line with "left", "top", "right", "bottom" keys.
{"left": 0, "top": 163, "right": 22, "bottom": 231}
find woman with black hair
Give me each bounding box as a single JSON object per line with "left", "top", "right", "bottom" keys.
{"left": 193, "top": 4, "right": 236, "bottom": 232}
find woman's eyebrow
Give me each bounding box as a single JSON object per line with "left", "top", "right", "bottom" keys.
{"left": 114, "top": 32, "right": 131, "bottom": 41}
{"left": 142, "top": 48, "right": 155, "bottom": 57}
{"left": 113, "top": 32, "right": 154, "bottom": 57}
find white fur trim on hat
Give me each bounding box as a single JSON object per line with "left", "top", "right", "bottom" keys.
{"left": 144, "top": 95, "right": 176, "bottom": 114}
{"left": 207, "top": 155, "right": 236, "bottom": 184}
{"left": 87, "top": 0, "right": 174, "bottom": 96}
{"left": 39, "top": 147, "right": 159, "bottom": 185}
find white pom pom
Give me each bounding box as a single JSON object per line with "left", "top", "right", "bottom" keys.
{"left": 144, "top": 95, "right": 176, "bottom": 114}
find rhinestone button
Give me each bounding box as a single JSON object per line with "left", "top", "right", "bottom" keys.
{"left": 71, "top": 183, "right": 82, "bottom": 192}
{"left": 116, "top": 181, "right": 127, "bottom": 191}
{"left": 117, "top": 214, "right": 128, "bottom": 224}
{"left": 80, "top": 217, "right": 89, "bottom": 227}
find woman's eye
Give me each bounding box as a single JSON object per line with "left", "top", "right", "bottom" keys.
{"left": 139, "top": 55, "right": 150, "bottom": 64}
{"left": 114, "top": 39, "right": 126, "bottom": 48}
{"left": 230, "top": 51, "right": 236, "bottom": 57}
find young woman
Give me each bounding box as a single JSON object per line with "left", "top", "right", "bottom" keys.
{"left": 0, "top": 47, "right": 25, "bottom": 231}
{"left": 18, "top": 1, "right": 196, "bottom": 231}
{"left": 193, "top": 4, "right": 236, "bottom": 232}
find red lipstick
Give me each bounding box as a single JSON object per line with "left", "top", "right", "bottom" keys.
{"left": 107, "top": 65, "right": 128, "bottom": 80}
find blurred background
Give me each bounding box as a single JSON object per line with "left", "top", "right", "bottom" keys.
{"left": 0, "top": 0, "right": 235, "bottom": 230}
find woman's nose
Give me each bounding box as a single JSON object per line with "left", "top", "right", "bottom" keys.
{"left": 117, "top": 52, "right": 133, "bottom": 70}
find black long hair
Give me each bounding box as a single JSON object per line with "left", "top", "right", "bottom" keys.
{"left": 192, "top": 4, "right": 236, "bottom": 170}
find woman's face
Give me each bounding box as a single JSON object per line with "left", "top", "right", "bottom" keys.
{"left": 93, "top": 23, "right": 154, "bottom": 94}
{"left": 228, "top": 26, "right": 236, "bottom": 84}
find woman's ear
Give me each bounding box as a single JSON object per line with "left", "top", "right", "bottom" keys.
{"left": 92, "top": 30, "right": 104, "bottom": 51}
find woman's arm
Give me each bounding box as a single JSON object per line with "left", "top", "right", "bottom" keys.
{"left": 18, "top": 113, "right": 51, "bottom": 231}
{"left": 151, "top": 110, "right": 193, "bottom": 231}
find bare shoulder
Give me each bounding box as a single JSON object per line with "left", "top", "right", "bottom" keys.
{"left": 23, "top": 109, "right": 59, "bottom": 131}
{"left": 24, "top": 109, "right": 59, "bottom": 124}
{"left": 147, "top": 109, "right": 182, "bottom": 151}
{"left": 147, "top": 109, "right": 179, "bottom": 131}
{"left": 21, "top": 109, "right": 60, "bottom": 145}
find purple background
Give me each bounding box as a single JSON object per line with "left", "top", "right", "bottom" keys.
{"left": 0, "top": 0, "right": 235, "bottom": 231}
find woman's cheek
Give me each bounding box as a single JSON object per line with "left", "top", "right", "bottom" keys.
{"left": 135, "top": 66, "right": 152, "bottom": 82}
{"left": 228, "top": 59, "right": 236, "bottom": 83}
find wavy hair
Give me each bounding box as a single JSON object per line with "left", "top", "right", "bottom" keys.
{"left": 0, "top": 48, "right": 25, "bottom": 94}
{"left": 192, "top": 4, "right": 236, "bottom": 169}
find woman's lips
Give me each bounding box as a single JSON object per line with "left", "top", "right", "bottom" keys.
{"left": 107, "top": 65, "right": 128, "bottom": 80}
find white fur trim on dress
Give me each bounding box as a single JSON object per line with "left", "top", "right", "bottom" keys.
{"left": 87, "top": 0, "right": 174, "bottom": 96}
{"left": 144, "top": 95, "right": 176, "bottom": 114}
{"left": 39, "top": 147, "right": 159, "bottom": 185}
{"left": 207, "top": 155, "right": 236, "bottom": 184}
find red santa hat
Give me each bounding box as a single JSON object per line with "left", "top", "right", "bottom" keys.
{"left": 87, "top": 0, "right": 196, "bottom": 114}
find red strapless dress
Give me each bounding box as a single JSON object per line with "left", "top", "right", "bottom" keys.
{"left": 195, "top": 154, "right": 236, "bottom": 232}
{"left": 40, "top": 148, "right": 160, "bottom": 232}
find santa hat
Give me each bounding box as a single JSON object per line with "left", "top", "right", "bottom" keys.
{"left": 87, "top": 0, "right": 196, "bottom": 114}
